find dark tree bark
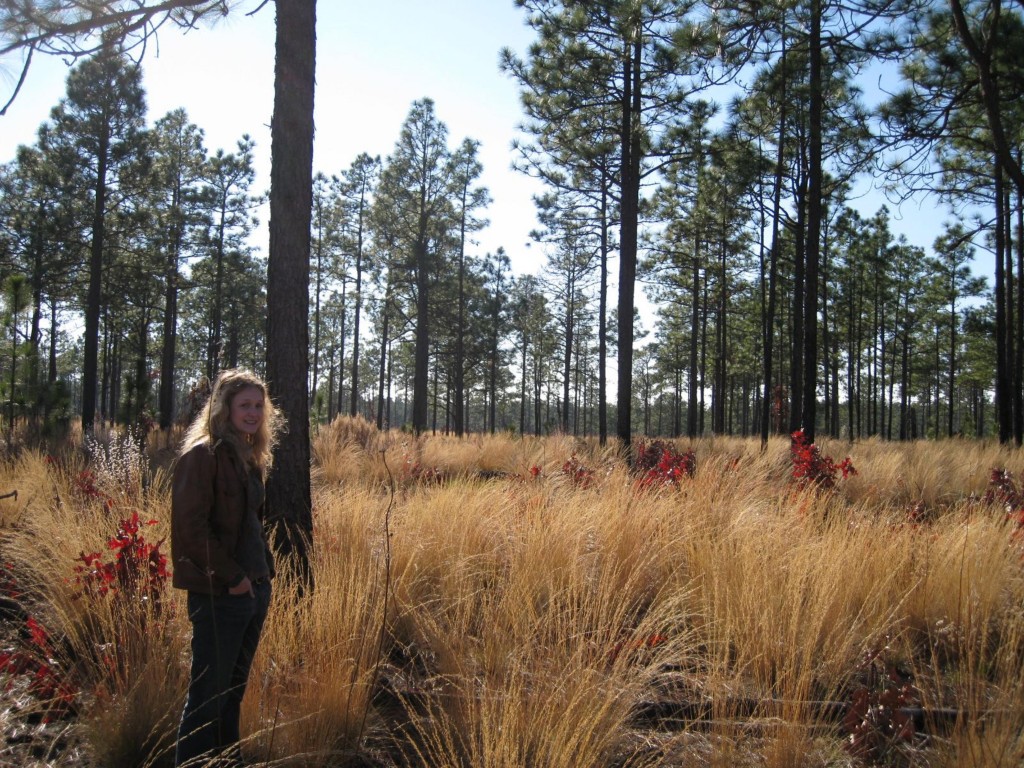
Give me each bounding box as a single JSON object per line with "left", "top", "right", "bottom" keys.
{"left": 994, "top": 166, "right": 1012, "bottom": 442}
{"left": 412, "top": 237, "right": 430, "bottom": 434}
{"left": 1016, "top": 187, "right": 1023, "bottom": 444}
{"left": 761, "top": 36, "right": 786, "bottom": 447}
{"left": 454, "top": 217, "right": 467, "bottom": 437}
{"left": 561, "top": 278, "right": 575, "bottom": 433}
{"left": 688, "top": 251, "right": 700, "bottom": 438}
{"left": 801, "top": 0, "right": 823, "bottom": 443}
{"left": 616, "top": 37, "right": 642, "bottom": 453}
{"left": 81, "top": 124, "right": 108, "bottom": 432}
{"left": 159, "top": 221, "right": 182, "bottom": 430}
{"left": 265, "top": 0, "right": 316, "bottom": 587}
{"left": 376, "top": 288, "right": 391, "bottom": 430}
{"left": 598, "top": 173, "right": 609, "bottom": 446}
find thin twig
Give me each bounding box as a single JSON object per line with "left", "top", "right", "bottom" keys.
{"left": 246, "top": 0, "right": 273, "bottom": 16}
{"left": 263, "top": 689, "right": 281, "bottom": 767}
{"left": 356, "top": 448, "right": 395, "bottom": 748}
{"left": 0, "top": 48, "right": 33, "bottom": 116}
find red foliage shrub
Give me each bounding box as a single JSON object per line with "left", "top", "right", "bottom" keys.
{"left": 71, "top": 511, "right": 171, "bottom": 689}
{"left": 985, "top": 468, "right": 1024, "bottom": 511}
{"left": 842, "top": 646, "right": 919, "bottom": 765}
{"left": 2, "top": 463, "right": 172, "bottom": 724}
{"left": 1, "top": 561, "right": 21, "bottom": 599}
{"left": 73, "top": 510, "right": 169, "bottom": 612}
{"left": 634, "top": 439, "right": 696, "bottom": 489}
{"left": 561, "top": 454, "right": 595, "bottom": 489}
{"left": 0, "top": 577, "right": 79, "bottom": 720}
{"left": 983, "top": 468, "right": 1024, "bottom": 536}
{"left": 73, "top": 469, "right": 112, "bottom": 507}
{"left": 790, "top": 429, "right": 856, "bottom": 491}
{"left": 400, "top": 452, "right": 445, "bottom": 485}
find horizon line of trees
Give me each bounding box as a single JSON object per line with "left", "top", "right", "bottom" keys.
{"left": 0, "top": 0, "right": 1021, "bottom": 447}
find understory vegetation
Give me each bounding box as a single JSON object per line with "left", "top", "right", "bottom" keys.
{"left": 2, "top": 418, "right": 1024, "bottom": 767}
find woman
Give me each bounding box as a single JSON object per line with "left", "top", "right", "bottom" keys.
{"left": 171, "top": 368, "right": 281, "bottom": 767}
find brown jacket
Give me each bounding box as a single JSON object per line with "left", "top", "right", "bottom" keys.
{"left": 170, "top": 441, "right": 273, "bottom": 594}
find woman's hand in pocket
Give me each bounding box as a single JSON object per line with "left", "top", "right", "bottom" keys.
{"left": 228, "top": 575, "right": 254, "bottom": 597}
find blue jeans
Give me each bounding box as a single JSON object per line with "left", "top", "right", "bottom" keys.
{"left": 175, "top": 580, "right": 271, "bottom": 767}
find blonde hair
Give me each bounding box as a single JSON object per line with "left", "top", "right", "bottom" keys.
{"left": 180, "top": 368, "right": 282, "bottom": 476}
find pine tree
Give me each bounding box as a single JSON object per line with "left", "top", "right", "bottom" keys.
{"left": 150, "top": 108, "right": 207, "bottom": 430}
{"left": 45, "top": 48, "right": 148, "bottom": 430}
{"left": 338, "top": 153, "right": 381, "bottom": 418}
{"left": 375, "top": 99, "right": 456, "bottom": 435}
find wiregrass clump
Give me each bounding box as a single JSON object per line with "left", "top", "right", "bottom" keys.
{"left": 383, "top": 479, "right": 694, "bottom": 767}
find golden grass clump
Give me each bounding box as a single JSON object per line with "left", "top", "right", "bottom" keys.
{"left": 835, "top": 436, "right": 1024, "bottom": 515}
{"left": 383, "top": 479, "right": 692, "bottom": 767}
{"left": 243, "top": 484, "right": 394, "bottom": 765}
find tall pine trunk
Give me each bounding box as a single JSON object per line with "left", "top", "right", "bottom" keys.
{"left": 376, "top": 287, "right": 391, "bottom": 430}
{"left": 598, "top": 169, "right": 609, "bottom": 445}
{"left": 412, "top": 238, "right": 430, "bottom": 434}
{"left": 266, "top": 0, "right": 316, "bottom": 586}
{"left": 761, "top": 32, "right": 786, "bottom": 447}
{"left": 1016, "top": 187, "right": 1023, "bottom": 444}
{"left": 454, "top": 230, "right": 466, "bottom": 436}
{"left": 81, "top": 121, "right": 109, "bottom": 432}
{"left": 616, "top": 38, "right": 642, "bottom": 453}
{"left": 994, "top": 166, "right": 1012, "bottom": 442}
{"left": 802, "top": 0, "right": 823, "bottom": 442}
{"left": 350, "top": 221, "right": 364, "bottom": 418}
{"left": 159, "top": 202, "right": 183, "bottom": 431}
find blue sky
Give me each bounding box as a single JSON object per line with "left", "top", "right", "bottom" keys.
{"left": 0, "top": 1, "right": 547, "bottom": 272}
{"left": 0, "top": 2, "right": 967, "bottom": 289}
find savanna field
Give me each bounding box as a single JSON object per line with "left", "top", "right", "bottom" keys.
{"left": 2, "top": 419, "right": 1024, "bottom": 767}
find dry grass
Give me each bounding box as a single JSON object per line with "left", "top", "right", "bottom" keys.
{"left": 0, "top": 438, "right": 189, "bottom": 767}
{"left": 2, "top": 419, "right": 1024, "bottom": 766}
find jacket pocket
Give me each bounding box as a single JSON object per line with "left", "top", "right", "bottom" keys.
{"left": 175, "top": 556, "right": 217, "bottom": 588}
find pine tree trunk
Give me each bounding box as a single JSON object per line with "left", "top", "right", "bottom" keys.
{"left": 802, "top": 0, "right": 822, "bottom": 443}
{"left": 688, "top": 255, "right": 700, "bottom": 438}
{"left": 454, "top": 241, "right": 466, "bottom": 436}
{"left": 761, "top": 33, "right": 785, "bottom": 446}
{"left": 995, "top": 167, "right": 1012, "bottom": 442}
{"left": 616, "top": 39, "right": 642, "bottom": 454}
{"left": 412, "top": 239, "right": 430, "bottom": 434}
{"left": 598, "top": 172, "right": 609, "bottom": 446}
{"left": 376, "top": 289, "right": 390, "bottom": 430}
{"left": 266, "top": 0, "right": 316, "bottom": 588}
{"left": 81, "top": 126, "right": 109, "bottom": 432}
{"left": 1015, "top": 189, "right": 1023, "bottom": 444}
{"left": 159, "top": 219, "right": 181, "bottom": 430}
{"left": 350, "top": 232, "right": 363, "bottom": 418}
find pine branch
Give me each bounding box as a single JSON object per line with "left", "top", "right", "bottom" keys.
{"left": 0, "top": 1, "right": 230, "bottom": 58}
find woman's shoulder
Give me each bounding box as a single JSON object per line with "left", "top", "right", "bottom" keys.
{"left": 179, "top": 438, "right": 215, "bottom": 459}
{"left": 175, "top": 440, "right": 246, "bottom": 487}
{"left": 175, "top": 440, "right": 218, "bottom": 474}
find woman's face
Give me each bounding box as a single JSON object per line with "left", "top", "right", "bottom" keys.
{"left": 229, "top": 385, "right": 265, "bottom": 436}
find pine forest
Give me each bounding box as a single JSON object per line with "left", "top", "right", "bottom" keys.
{"left": 0, "top": 0, "right": 1020, "bottom": 447}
